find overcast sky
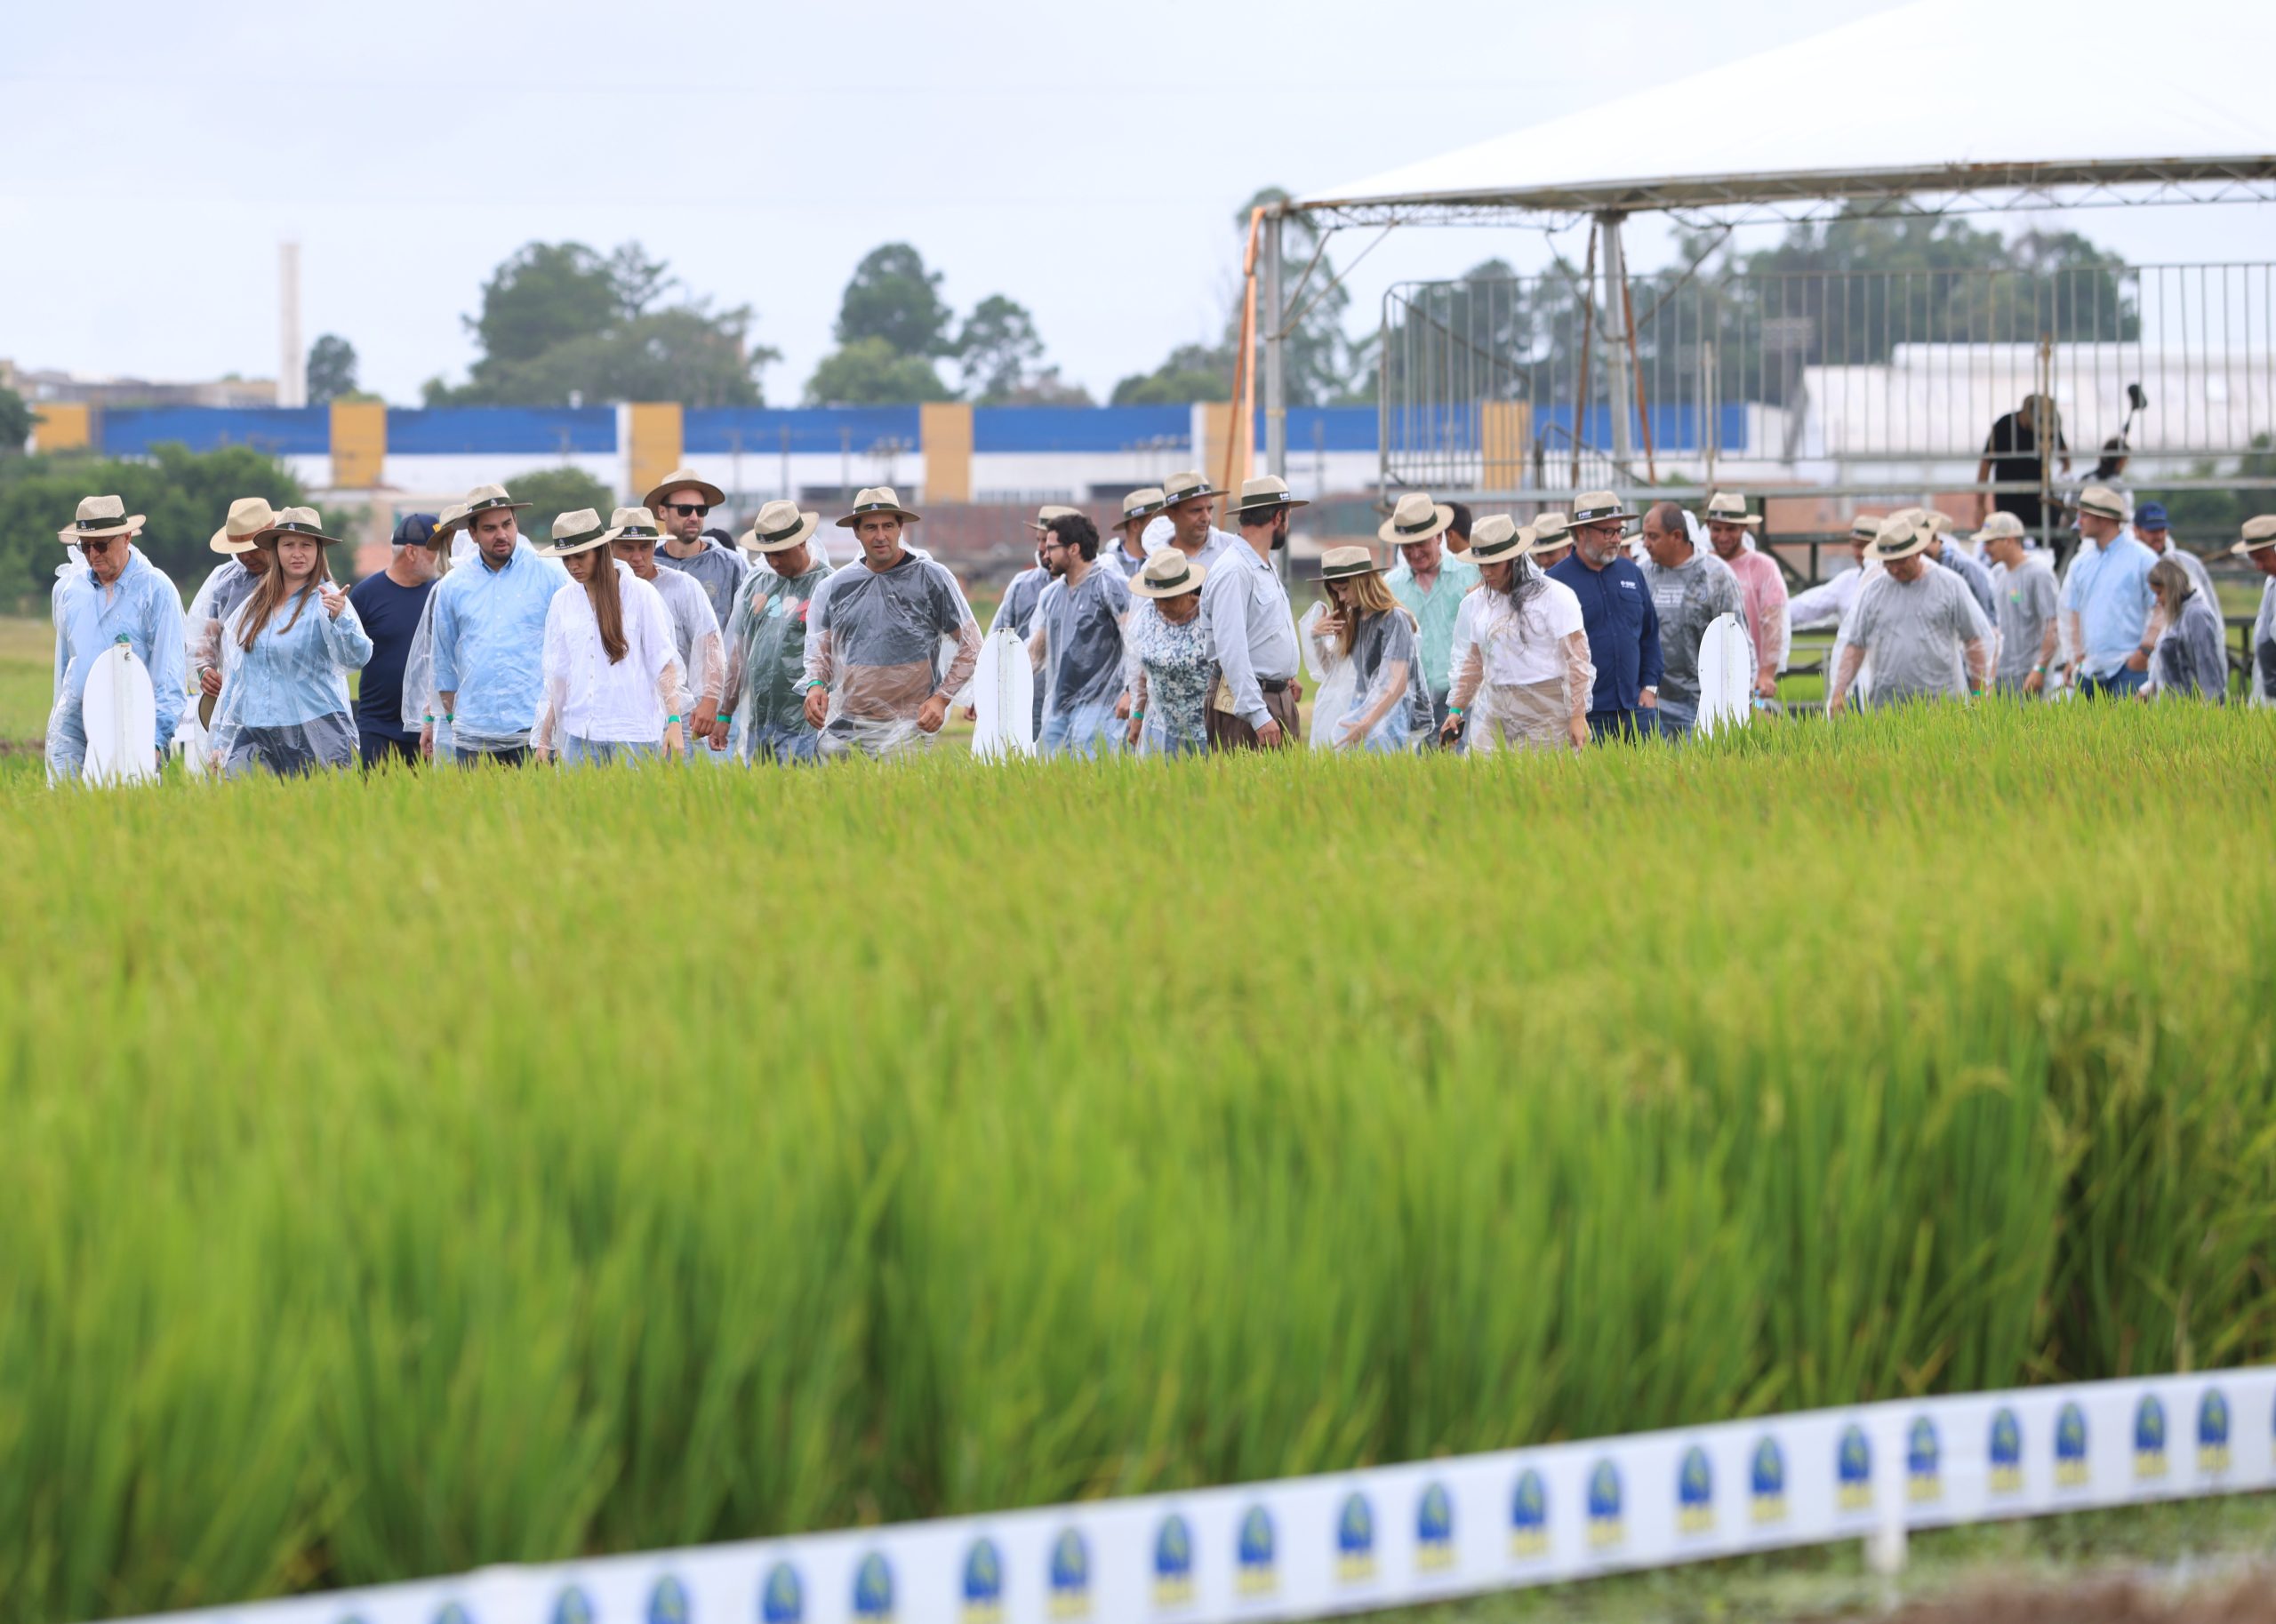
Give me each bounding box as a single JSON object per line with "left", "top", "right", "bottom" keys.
{"left": 7, "top": 0, "right": 2271, "bottom": 404}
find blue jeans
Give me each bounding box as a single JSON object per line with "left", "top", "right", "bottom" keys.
{"left": 1039, "top": 700, "right": 1124, "bottom": 759}
{"left": 745, "top": 723, "right": 821, "bottom": 764}
{"left": 559, "top": 736, "right": 660, "bottom": 767}
{"left": 2078, "top": 665, "right": 2147, "bottom": 699}
{"left": 1586, "top": 709, "right": 1655, "bottom": 742}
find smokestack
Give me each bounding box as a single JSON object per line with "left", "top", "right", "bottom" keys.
{"left": 278, "top": 242, "right": 305, "bottom": 408}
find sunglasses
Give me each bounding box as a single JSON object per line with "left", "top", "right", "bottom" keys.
{"left": 667, "top": 503, "right": 710, "bottom": 518}
{"left": 77, "top": 538, "right": 119, "bottom": 555}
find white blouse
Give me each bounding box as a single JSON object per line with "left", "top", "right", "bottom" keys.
{"left": 539, "top": 563, "right": 685, "bottom": 744}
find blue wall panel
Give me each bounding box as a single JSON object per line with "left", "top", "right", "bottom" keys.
{"left": 101, "top": 407, "right": 331, "bottom": 456}
{"left": 974, "top": 405, "right": 1191, "bottom": 454}
{"left": 387, "top": 407, "right": 617, "bottom": 455}
{"left": 685, "top": 408, "right": 923, "bottom": 455}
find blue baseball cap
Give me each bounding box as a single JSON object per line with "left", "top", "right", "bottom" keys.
{"left": 2134, "top": 500, "right": 2168, "bottom": 529}
{"left": 391, "top": 512, "right": 441, "bottom": 547}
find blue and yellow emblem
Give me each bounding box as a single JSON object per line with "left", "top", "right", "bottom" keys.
{"left": 2134, "top": 1395, "right": 2168, "bottom": 1480}
{"left": 551, "top": 1590, "right": 595, "bottom": 1624}
{"left": 853, "top": 1554, "right": 894, "bottom": 1624}
{"left": 762, "top": 1561, "right": 804, "bottom": 1624}
{"left": 1334, "top": 1492, "right": 1375, "bottom": 1584}
{"left": 1837, "top": 1424, "right": 1873, "bottom": 1512}
{"left": 1749, "top": 1436, "right": 1787, "bottom": 1524}
{"left": 1585, "top": 1460, "right": 1623, "bottom": 1550}
{"left": 2197, "top": 1388, "right": 2232, "bottom": 1474}
{"left": 1907, "top": 1416, "right": 1941, "bottom": 1503}
{"left": 1151, "top": 1515, "right": 1195, "bottom": 1610}
{"left": 646, "top": 1576, "right": 690, "bottom": 1624}
{"left": 960, "top": 1538, "right": 1003, "bottom": 1624}
{"left": 434, "top": 1605, "right": 474, "bottom": 1624}
{"left": 1510, "top": 1468, "right": 1549, "bottom": 1559}
{"left": 1048, "top": 1529, "right": 1091, "bottom": 1620}
{"left": 1414, "top": 1482, "right": 1455, "bottom": 1572}
{"left": 1236, "top": 1505, "right": 1277, "bottom": 1597}
{"left": 2055, "top": 1402, "right": 2089, "bottom": 1488}
{"left": 1988, "top": 1407, "right": 2024, "bottom": 1494}
{"left": 1677, "top": 1445, "right": 1714, "bottom": 1535}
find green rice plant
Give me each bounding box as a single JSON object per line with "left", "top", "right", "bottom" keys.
{"left": 0, "top": 702, "right": 2271, "bottom": 1622}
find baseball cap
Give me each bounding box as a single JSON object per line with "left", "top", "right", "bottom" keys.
{"left": 391, "top": 512, "right": 440, "bottom": 547}
{"left": 2134, "top": 500, "right": 2168, "bottom": 529}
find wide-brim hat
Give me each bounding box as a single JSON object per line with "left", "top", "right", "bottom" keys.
{"left": 1569, "top": 492, "right": 1638, "bottom": 529}
{"left": 837, "top": 486, "right": 921, "bottom": 529}
{"left": 1460, "top": 515, "right": 1550, "bottom": 565}
{"left": 1868, "top": 516, "right": 1932, "bottom": 561}
{"left": 536, "top": 508, "right": 611, "bottom": 557}
{"left": 1378, "top": 492, "right": 1454, "bottom": 546}
{"left": 59, "top": 493, "right": 146, "bottom": 543}
{"left": 461, "top": 484, "right": 532, "bottom": 518}
{"left": 1702, "top": 493, "right": 1762, "bottom": 530}
{"left": 1971, "top": 512, "right": 2026, "bottom": 544}
{"left": 432, "top": 503, "right": 470, "bottom": 541}
{"left": 642, "top": 466, "right": 726, "bottom": 511}
{"left": 1027, "top": 504, "right": 1081, "bottom": 533}
{"left": 1133, "top": 551, "right": 1207, "bottom": 598}
{"left": 2076, "top": 485, "right": 2128, "bottom": 523}
{"left": 253, "top": 506, "right": 347, "bottom": 548}
{"left": 2232, "top": 514, "right": 2276, "bottom": 556}
{"left": 1159, "top": 469, "right": 1220, "bottom": 508}
{"left": 1318, "top": 544, "right": 1382, "bottom": 582}
{"left": 1117, "top": 488, "right": 1166, "bottom": 528}
{"left": 1848, "top": 513, "right": 1885, "bottom": 542}
{"left": 1529, "top": 510, "right": 1571, "bottom": 543}
{"left": 595, "top": 504, "right": 662, "bottom": 546}
{"left": 1228, "top": 476, "right": 1310, "bottom": 517}
{"left": 210, "top": 496, "right": 276, "bottom": 555}
{"left": 741, "top": 500, "right": 822, "bottom": 554}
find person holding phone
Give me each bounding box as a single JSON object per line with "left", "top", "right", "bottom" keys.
{"left": 206, "top": 507, "right": 371, "bottom": 777}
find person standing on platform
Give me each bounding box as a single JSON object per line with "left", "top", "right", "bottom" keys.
{"left": 1975, "top": 393, "right": 2070, "bottom": 540}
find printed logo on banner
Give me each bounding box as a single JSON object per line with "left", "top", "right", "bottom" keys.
{"left": 854, "top": 1553, "right": 894, "bottom": 1624}
{"left": 1048, "top": 1529, "right": 1092, "bottom": 1620}
{"left": 1335, "top": 1492, "right": 1376, "bottom": 1584}
{"left": 1907, "top": 1417, "right": 1942, "bottom": 1503}
{"left": 1414, "top": 1481, "right": 1455, "bottom": 1572}
{"left": 1838, "top": 1424, "right": 1873, "bottom": 1512}
{"left": 1152, "top": 1515, "right": 1195, "bottom": 1610}
{"left": 1586, "top": 1460, "right": 1623, "bottom": 1550}
{"left": 1989, "top": 1408, "right": 2024, "bottom": 1494}
{"left": 553, "top": 1587, "right": 597, "bottom": 1624}
{"left": 649, "top": 1575, "right": 692, "bottom": 1624}
{"left": 2056, "top": 1402, "right": 2089, "bottom": 1488}
{"left": 2135, "top": 1395, "right": 2168, "bottom": 1480}
{"left": 1511, "top": 1468, "right": 1550, "bottom": 1559}
{"left": 2198, "top": 1388, "right": 2232, "bottom": 1474}
{"left": 761, "top": 1561, "right": 805, "bottom": 1624}
{"left": 1236, "top": 1505, "right": 1277, "bottom": 1597}
{"left": 1750, "top": 1436, "right": 1787, "bottom": 1524}
{"left": 1677, "top": 1445, "right": 1715, "bottom": 1535}
{"left": 961, "top": 1537, "right": 1004, "bottom": 1624}
{"left": 435, "top": 1604, "right": 475, "bottom": 1624}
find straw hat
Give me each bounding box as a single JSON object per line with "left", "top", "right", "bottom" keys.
{"left": 2075, "top": 485, "right": 2128, "bottom": 523}
{"left": 252, "top": 506, "right": 347, "bottom": 547}
{"left": 1377, "top": 492, "right": 1455, "bottom": 546}
{"left": 58, "top": 493, "right": 146, "bottom": 543}
{"left": 2232, "top": 514, "right": 2276, "bottom": 557}
{"left": 1702, "top": 492, "right": 1761, "bottom": 530}
{"left": 432, "top": 502, "right": 469, "bottom": 543}
{"left": 1530, "top": 510, "right": 1571, "bottom": 544}
{"left": 1569, "top": 491, "right": 1638, "bottom": 528}
{"left": 535, "top": 508, "right": 610, "bottom": 557}
{"left": 1318, "top": 544, "right": 1382, "bottom": 582}
{"left": 836, "top": 486, "right": 921, "bottom": 529}
{"left": 461, "top": 483, "right": 531, "bottom": 518}
{"left": 598, "top": 505, "right": 664, "bottom": 545}
{"left": 1027, "top": 503, "right": 1080, "bottom": 533}
{"left": 1867, "top": 515, "right": 1933, "bottom": 561}
{"left": 1227, "top": 475, "right": 1310, "bottom": 517}
{"left": 1132, "top": 549, "right": 1208, "bottom": 599}
{"left": 209, "top": 496, "right": 276, "bottom": 555}
{"left": 1159, "top": 469, "right": 1220, "bottom": 508}
{"left": 741, "top": 499, "right": 822, "bottom": 554}
{"left": 642, "top": 465, "right": 726, "bottom": 511}
{"left": 1848, "top": 513, "right": 1884, "bottom": 542}
{"left": 1116, "top": 488, "right": 1166, "bottom": 529}
{"left": 1461, "top": 515, "right": 1547, "bottom": 564}
{"left": 1971, "top": 511, "right": 2026, "bottom": 545}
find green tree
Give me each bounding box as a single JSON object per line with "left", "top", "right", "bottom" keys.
{"left": 499, "top": 465, "right": 616, "bottom": 529}
{"left": 1111, "top": 343, "right": 1233, "bottom": 405}
{"left": 0, "top": 388, "right": 31, "bottom": 454}
{"left": 955, "top": 296, "right": 1093, "bottom": 405}
{"left": 805, "top": 337, "right": 953, "bottom": 405}
{"left": 306, "top": 335, "right": 358, "bottom": 404}
{"left": 834, "top": 243, "right": 957, "bottom": 357}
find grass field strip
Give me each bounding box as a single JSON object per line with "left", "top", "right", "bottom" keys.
{"left": 94, "top": 1369, "right": 2276, "bottom": 1624}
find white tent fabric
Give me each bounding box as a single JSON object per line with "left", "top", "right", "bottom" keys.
{"left": 1302, "top": 0, "right": 2272, "bottom": 216}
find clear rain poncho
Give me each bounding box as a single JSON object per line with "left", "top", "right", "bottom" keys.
{"left": 2253, "top": 573, "right": 2276, "bottom": 708}
{"left": 2149, "top": 588, "right": 2227, "bottom": 702}
{"left": 644, "top": 562, "right": 726, "bottom": 714}
{"left": 722, "top": 559, "right": 834, "bottom": 756}
{"left": 206, "top": 583, "right": 372, "bottom": 777}
{"left": 802, "top": 550, "right": 982, "bottom": 758}
{"left": 186, "top": 556, "right": 260, "bottom": 689}
{"left": 426, "top": 540, "right": 570, "bottom": 755}
{"left": 1447, "top": 571, "right": 1595, "bottom": 754}
{"left": 531, "top": 564, "right": 687, "bottom": 755}
{"left": 46, "top": 545, "right": 187, "bottom": 783}
{"left": 1306, "top": 603, "right": 1429, "bottom": 752}
{"left": 1298, "top": 602, "right": 1357, "bottom": 749}
{"left": 1030, "top": 564, "right": 1134, "bottom": 724}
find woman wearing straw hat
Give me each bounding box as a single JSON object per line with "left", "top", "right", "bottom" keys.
{"left": 186, "top": 497, "right": 276, "bottom": 726}
{"left": 1122, "top": 549, "right": 1214, "bottom": 756}
{"left": 1441, "top": 516, "right": 1593, "bottom": 755}
{"left": 1309, "top": 546, "right": 1427, "bottom": 752}
{"left": 205, "top": 507, "right": 372, "bottom": 777}
{"left": 529, "top": 510, "right": 688, "bottom": 766}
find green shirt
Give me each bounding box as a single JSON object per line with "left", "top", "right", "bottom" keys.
{"left": 1385, "top": 554, "right": 1482, "bottom": 693}
{"left": 726, "top": 563, "right": 833, "bottom": 734}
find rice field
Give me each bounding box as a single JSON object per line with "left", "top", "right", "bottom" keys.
{"left": 2, "top": 702, "right": 2273, "bottom": 1623}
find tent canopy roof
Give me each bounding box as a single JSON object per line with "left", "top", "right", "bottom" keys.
{"left": 1297, "top": 0, "right": 2274, "bottom": 223}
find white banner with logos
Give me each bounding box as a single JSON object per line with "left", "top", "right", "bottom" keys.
{"left": 97, "top": 1368, "right": 2276, "bottom": 1624}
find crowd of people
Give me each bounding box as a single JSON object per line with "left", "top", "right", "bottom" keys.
{"left": 41, "top": 466, "right": 2276, "bottom": 782}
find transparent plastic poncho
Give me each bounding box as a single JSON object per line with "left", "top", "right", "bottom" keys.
{"left": 645, "top": 564, "right": 726, "bottom": 711}
{"left": 45, "top": 548, "right": 187, "bottom": 783}
{"left": 206, "top": 586, "right": 372, "bottom": 777}
{"left": 802, "top": 551, "right": 982, "bottom": 758}
{"left": 2253, "top": 574, "right": 2276, "bottom": 708}
{"left": 1307, "top": 604, "right": 1427, "bottom": 752}
{"left": 1449, "top": 576, "right": 1596, "bottom": 754}
{"left": 1299, "top": 602, "right": 1356, "bottom": 749}
{"left": 1031, "top": 565, "right": 1133, "bottom": 721}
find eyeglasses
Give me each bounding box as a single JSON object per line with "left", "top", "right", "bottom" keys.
{"left": 77, "top": 538, "right": 118, "bottom": 556}
{"left": 668, "top": 503, "right": 710, "bottom": 518}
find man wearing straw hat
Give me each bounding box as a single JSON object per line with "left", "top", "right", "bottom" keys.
{"left": 801, "top": 487, "right": 982, "bottom": 757}
{"left": 719, "top": 500, "right": 831, "bottom": 762}
{"left": 1827, "top": 515, "right": 1992, "bottom": 714}
{"left": 428, "top": 483, "right": 570, "bottom": 765}
{"left": 603, "top": 506, "right": 728, "bottom": 760}
{"left": 1527, "top": 511, "right": 1574, "bottom": 570}
{"left": 46, "top": 494, "right": 188, "bottom": 782}
{"left": 645, "top": 464, "right": 749, "bottom": 630}
{"left": 1895, "top": 507, "right": 1998, "bottom": 627}
{"left": 1101, "top": 488, "right": 1165, "bottom": 580}
{"left": 1382, "top": 490, "right": 1479, "bottom": 740}
{"left": 2235, "top": 515, "right": 2276, "bottom": 708}
{"left": 1158, "top": 470, "right": 1237, "bottom": 570}
{"left": 185, "top": 497, "right": 277, "bottom": 725}
{"left": 1201, "top": 476, "right": 1305, "bottom": 748}
{"left": 1546, "top": 492, "right": 1662, "bottom": 740}
{"left": 1700, "top": 493, "right": 1786, "bottom": 700}
{"left": 2058, "top": 484, "right": 2159, "bottom": 699}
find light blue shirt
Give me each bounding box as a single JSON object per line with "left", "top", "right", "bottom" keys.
{"left": 1386, "top": 553, "right": 1482, "bottom": 693}
{"left": 51, "top": 545, "right": 187, "bottom": 756}
{"left": 217, "top": 588, "right": 373, "bottom": 726}
{"left": 429, "top": 540, "right": 570, "bottom": 741}
{"left": 2060, "top": 533, "right": 2157, "bottom": 676}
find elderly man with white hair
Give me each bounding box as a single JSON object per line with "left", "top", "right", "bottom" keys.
{"left": 46, "top": 494, "right": 188, "bottom": 782}
{"left": 1828, "top": 515, "right": 1992, "bottom": 713}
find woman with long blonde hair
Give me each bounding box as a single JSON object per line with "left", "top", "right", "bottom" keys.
{"left": 206, "top": 507, "right": 371, "bottom": 776}
{"left": 1307, "top": 547, "right": 1427, "bottom": 751}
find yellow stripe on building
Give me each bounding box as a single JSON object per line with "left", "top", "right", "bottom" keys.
{"left": 33, "top": 403, "right": 92, "bottom": 453}
{"left": 920, "top": 403, "right": 973, "bottom": 504}
{"left": 1480, "top": 400, "right": 1531, "bottom": 492}
{"left": 331, "top": 401, "right": 387, "bottom": 489}
{"left": 629, "top": 404, "right": 685, "bottom": 502}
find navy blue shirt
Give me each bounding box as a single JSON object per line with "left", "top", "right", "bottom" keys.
{"left": 1547, "top": 553, "right": 1664, "bottom": 715}
{"left": 348, "top": 569, "right": 436, "bottom": 740}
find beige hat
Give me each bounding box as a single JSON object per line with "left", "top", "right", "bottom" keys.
{"left": 1377, "top": 492, "right": 1455, "bottom": 546}
{"left": 2075, "top": 485, "right": 2128, "bottom": 523}
{"left": 209, "top": 496, "right": 276, "bottom": 555}
{"left": 1228, "top": 475, "right": 1310, "bottom": 517}
{"left": 1116, "top": 488, "right": 1166, "bottom": 528}
{"left": 1868, "top": 514, "right": 1933, "bottom": 561}
{"left": 1132, "top": 549, "right": 1208, "bottom": 598}
{"left": 1461, "top": 516, "right": 1544, "bottom": 564}
{"left": 1319, "top": 544, "right": 1383, "bottom": 582}
{"left": 2232, "top": 514, "right": 2276, "bottom": 556}
{"left": 1848, "top": 513, "right": 1885, "bottom": 542}
{"left": 1971, "top": 511, "right": 2027, "bottom": 544}
{"left": 58, "top": 493, "right": 146, "bottom": 543}
{"left": 462, "top": 483, "right": 532, "bottom": 518}
{"left": 535, "top": 508, "right": 611, "bottom": 558}
{"left": 1702, "top": 492, "right": 1762, "bottom": 530}
{"left": 432, "top": 502, "right": 470, "bottom": 541}
{"left": 1027, "top": 503, "right": 1081, "bottom": 533}
{"left": 741, "top": 499, "right": 822, "bottom": 554}
{"left": 1570, "top": 491, "right": 1637, "bottom": 528}
{"left": 837, "top": 485, "right": 921, "bottom": 529}
{"left": 1159, "top": 469, "right": 1220, "bottom": 508}
{"left": 1529, "top": 510, "right": 1571, "bottom": 543}
{"left": 642, "top": 466, "right": 726, "bottom": 511}
{"left": 600, "top": 505, "right": 664, "bottom": 544}
{"left": 252, "top": 506, "right": 347, "bottom": 548}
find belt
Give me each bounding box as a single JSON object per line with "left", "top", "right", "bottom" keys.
{"left": 1259, "top": 677, "right": 1293, "bottom": 694}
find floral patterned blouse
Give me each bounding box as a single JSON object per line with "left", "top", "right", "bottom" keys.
{"left": 1128, "top": 597, "right": 1215, "bottom": 755}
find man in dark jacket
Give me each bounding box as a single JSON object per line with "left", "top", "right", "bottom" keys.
{"left": 1547, "top": 491, "right": 1663, "bottom": 739}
